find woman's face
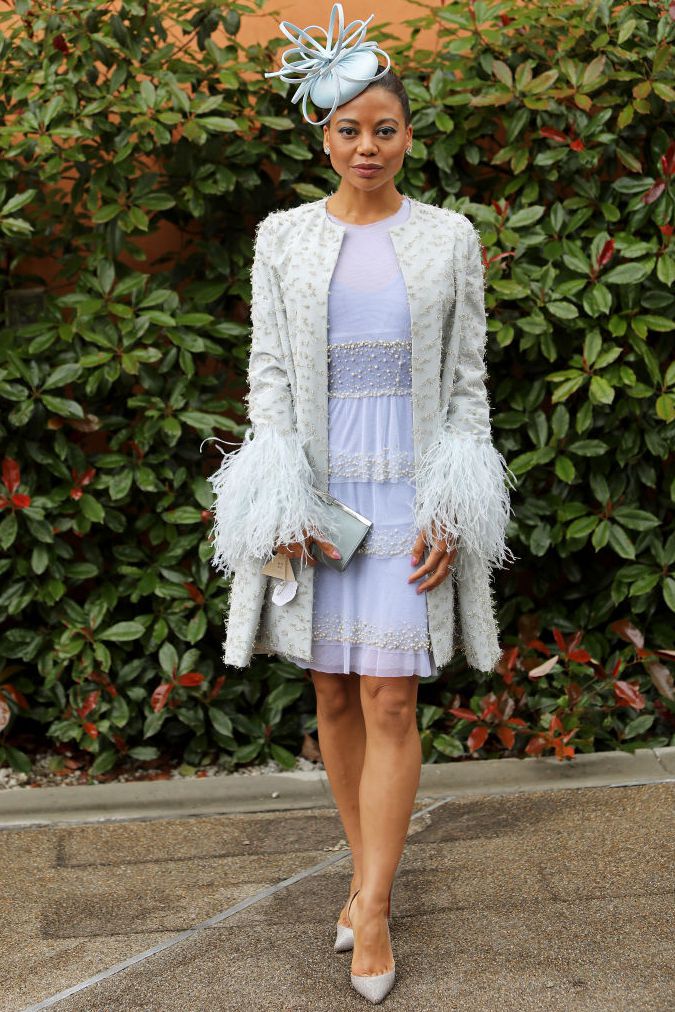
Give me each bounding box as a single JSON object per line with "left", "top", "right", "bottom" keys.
{"left": 323, "top": 87, "right": 411, "bottom": 191}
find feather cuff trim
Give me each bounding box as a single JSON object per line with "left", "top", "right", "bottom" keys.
{"left": 413, "top": 427, "right": 517, "bottom": 570}
{"left": 206, "top": 425, "right": 340, "bottom": 579}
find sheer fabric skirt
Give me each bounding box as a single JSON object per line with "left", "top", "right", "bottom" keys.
{"left": 283, "top": 381, "right": 437, "bottom": 679}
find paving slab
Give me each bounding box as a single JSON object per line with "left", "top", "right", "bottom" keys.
{"left": 7, "top": 782, "right": 674, "bottom": 1012}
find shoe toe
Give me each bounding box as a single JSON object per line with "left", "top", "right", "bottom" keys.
{"left": 350, "top": 965, "right": 396, "bottom": 1004}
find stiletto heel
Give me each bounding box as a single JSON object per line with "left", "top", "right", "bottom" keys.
{"left": 348, "top": 890, "right": 396, "bottom": 1005}
{"left": 334, "top": 884, "right": 393, "bottom": 953}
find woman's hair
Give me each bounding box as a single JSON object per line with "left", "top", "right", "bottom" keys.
{"left": 333, "top": 67, "right": 412, "bottom": 128}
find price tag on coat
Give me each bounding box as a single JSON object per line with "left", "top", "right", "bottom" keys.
{"left": 261, "top": 553, "right": 288, "bottom": 578}
{"left": 271, "top": 579, "right": 298, "bottom": 606}
{"left": 261, "top": 553, "right": 298, "bottom": 606}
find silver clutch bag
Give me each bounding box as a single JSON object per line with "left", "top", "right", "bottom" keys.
{"left": 309, "top": 488, "right": 372, "bottom": 571}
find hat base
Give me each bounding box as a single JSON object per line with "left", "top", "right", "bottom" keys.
{"left": 309, "top": 51, "right": 381, "bottom": 112}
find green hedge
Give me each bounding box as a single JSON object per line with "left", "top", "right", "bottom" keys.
{"left": 0, "top": 0, "right": 673, "bottom": 775}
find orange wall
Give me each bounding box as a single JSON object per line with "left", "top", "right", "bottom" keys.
{"left": 17, "top": 3, "right": 441, "bottom": 292}
{"left": 240, "top": 2, "right": 442, "bottom": 54}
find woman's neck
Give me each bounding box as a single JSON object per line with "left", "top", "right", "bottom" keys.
{"left": 326, "top": 186, "right": 405, "bottom": 226}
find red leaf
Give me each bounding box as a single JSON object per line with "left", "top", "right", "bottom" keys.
{"left": 642, "top": 181, "right": 665, "bottom": 205}
{"left": 82, "top": 721, "right": 98, "bottom": 738}
{"left": 525, "top": 735, "right": 547, "bottom": 757}
{"left": 89, "top": 671, "right": 118, "bottom": 697}
{"left": 53, "top": 33, "right": 69, "bottom": 54}
{"left": 183, "top": 583, "right": 205, "bottom": 605}
{"left": 553, "top": 744, "right": 575, "bottom": 760}
{"left": 467, "top": 724, "right": 489, "bottom": 752}
{"left": 208, "top": 675, "right": 226, "bottom": 701}
{"left": 496, "top": 724, "right": 515, "bottom": 749}
{"left": 0, "top": 698, "right": 10, "bottom": 732}
{"left": 614, "top": 680, "right": 646, "bottom": 710}
{"left": 11, "top": 493, "right": 31, "bottom": 509}
{"left": 552, "top": 627, "right": 567, "bottom": 652}
{"left": 540, "top": 127, "right": 569, "bottom": 143}
{"left": 1, "top": 684, "right": 29, "bottom": 709}
{"left": 479, "top": 696, "right": 501, "bottom": 721}
{"left": 568, "top": 630, "right": 584, "bottom": 652}
{"left": 528, "top": 655, "right": 559, "bottom": 679}
{"left": 527, "top": 638, "right": 551, "bottom": 655}
{"left": 570, "top": 138, "right": 585, "bottom": 152}
{"left": 177, "top": 672, "right": 204, "bottom": 687}
{"left": 597, "top": 238, "right": 615, "bottom": 268}
{"left": 2, "top": 458, "right": 20, "bottom": 494}
{"left": 449, "top": 707, "right": 478, "bottom": 721}
{"left": 495, "top": 644, "right": 519, "bottom": 680}
{"left": 69, "top": 487, "right": 84, "bottom": 500}
{"left": 661, "top": 140, "right": 675, "bottom": 177}
{"left": 77, "top": 690, "right": 100, "bottom": 719}
{"left": 610, "top": 619, "right": 644, "bottom": 649}
{"left": 647, "top": 661, "right": 675, "bottom": 701}
{"left": 568, "top": 648, "right": 592, "bottom": 663}
{"left": 151, "top": 682, "right": 173, "bottom": 712}
{"left": 567, "top": 682, "right": 583, "bottom": 706}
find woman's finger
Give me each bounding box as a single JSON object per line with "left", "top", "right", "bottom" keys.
{"left": 414, "top": 556, "right": 452, "bottom": 594}
{"left": 407, "top": 545, "right": 446, "bottom": 583}
{"left": 409, "top": 530, "right": 427, "bottom": 566}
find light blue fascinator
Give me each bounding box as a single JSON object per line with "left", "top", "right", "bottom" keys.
{"left": 263, "top": 2, "right": 391, "bottom": 127}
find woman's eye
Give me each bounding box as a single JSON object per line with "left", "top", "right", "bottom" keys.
{"left": 338, "top": 128, "right": 395, "bottom": 137}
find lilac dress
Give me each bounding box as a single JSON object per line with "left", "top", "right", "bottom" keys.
{"left": 284, "top": 196, "right": 437, "bottom": 679}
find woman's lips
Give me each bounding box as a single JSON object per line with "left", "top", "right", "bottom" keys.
{"left": 352, "top": 165, "right": 382, "bottom": 176}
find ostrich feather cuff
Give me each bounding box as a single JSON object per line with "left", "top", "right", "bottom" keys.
{"left": 205, "top": 425, "right": 341, "bottom": 580}
{"left": 413, "top": 425, "right": 517, "bottom": 572}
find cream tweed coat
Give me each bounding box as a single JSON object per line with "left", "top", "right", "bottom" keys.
{"left": 207, "top": 193, "right": 517, "bottom": 672}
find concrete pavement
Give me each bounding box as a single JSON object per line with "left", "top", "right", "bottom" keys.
{"left": 2, "top": 751, "right": 673, "bottom": 1011}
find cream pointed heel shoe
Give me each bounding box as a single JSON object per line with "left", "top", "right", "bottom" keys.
{"left": 334, "top": 885, "right": 393, "bottom": 953}
{"left": 348, "top": 890, "right": 396, "bottom": 1005}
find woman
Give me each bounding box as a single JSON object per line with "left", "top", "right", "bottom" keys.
{"left": 207, "top": 5, "right": 515, "bottom": 1004}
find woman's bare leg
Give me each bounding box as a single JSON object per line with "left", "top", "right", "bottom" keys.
{"left": 310, "top": 670, "right": 367, "bottom": 924}
{"left": 350, "top": 674, "right": 421, "bottom": 975}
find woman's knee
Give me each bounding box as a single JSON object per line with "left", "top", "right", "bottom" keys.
{"left": 361, "top": 679, "right": 417, "bottom": 736}
{"left": 312, "top": 671, "right": 357, "bottom": 721}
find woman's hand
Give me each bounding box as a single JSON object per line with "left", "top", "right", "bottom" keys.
{"left": 274, "top": 530, "right": 342, "bottom": 567}
{"left": 407, "top": 529, "right": 458, "bottom": 594}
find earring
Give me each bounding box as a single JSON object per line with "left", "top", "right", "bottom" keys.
{"left": 405, "top": 146, "right": 412, "bottom": 155}
{"left": 324, "top": 147, "right": 330, "bottom": 155}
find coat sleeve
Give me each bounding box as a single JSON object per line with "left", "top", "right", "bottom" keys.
{"left": 413, "top": 216, "right": 517, "bottom": 569}
{"left": 206, "top": 215, "right": 339, "bottom": 579}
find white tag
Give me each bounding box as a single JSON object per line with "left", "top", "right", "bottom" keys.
{"left": 271, "top": 579, "right": 298, "bottom": 606}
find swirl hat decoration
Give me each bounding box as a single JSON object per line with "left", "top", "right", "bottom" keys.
{"left": 263, "top": 3, "right": 391, "bottom": 127}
